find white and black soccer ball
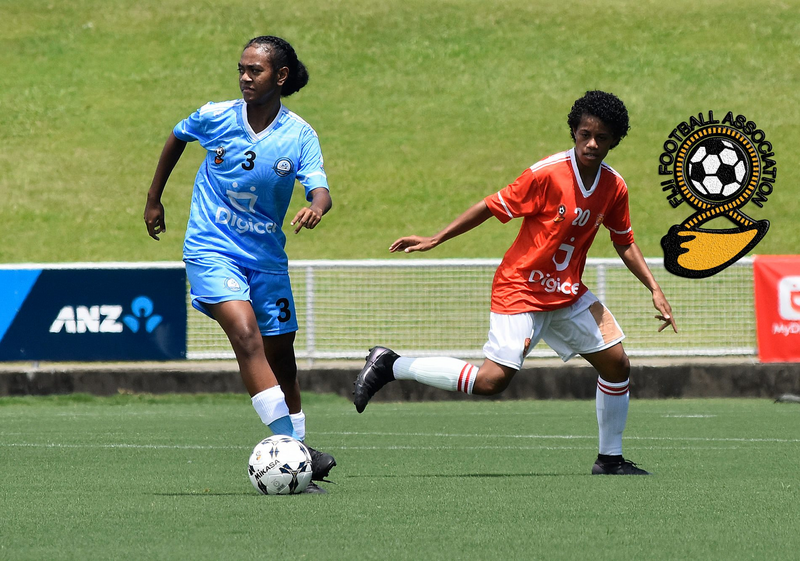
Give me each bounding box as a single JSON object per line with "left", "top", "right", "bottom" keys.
{"left": 687, "top": 137, "right": 748, "bottom": 200}
{"left": 248, "top": 435, "right": 312, "bottom": 495}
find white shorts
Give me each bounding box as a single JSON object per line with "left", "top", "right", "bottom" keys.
{"left": 482, "top": 291, "right": 625, "bottom": 370}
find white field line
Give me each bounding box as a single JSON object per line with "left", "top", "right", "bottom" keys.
{"left": 0, "top": 443, "right": 241, "bottom": 450}
{"left": 317, "top": 431, "right": 800, "bottom": 444}
{"left": 329, "top": 445, "right": 751, "bottom": 451}
{"left": 0, "top": 443, "right": 765, "bottom": 452}
{"left": 1, "top": 430, "right": 799, "bottom": 451}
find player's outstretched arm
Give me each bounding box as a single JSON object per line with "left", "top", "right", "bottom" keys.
{"left": 614, "top": 241, "right": 678, "bottom": 333}
{"left": 291, "top": 187, "right": 332, "bottom": 234}
{"left": 144, "top": 132, "right": 187, "bottom": 241}
{"left": 390, "top": 200, "right": 493, "bottom": 254}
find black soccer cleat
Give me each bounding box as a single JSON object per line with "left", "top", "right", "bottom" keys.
{"left": 306, "top": 444, "right": 336, "bottom": 481}
{"left": 591, "top": 455, "right": 650, "bottom": 475}
{"left": 353, "top": 346, "right": 399, "bottom": 413}
{"left": 302, "top": 481, "right": 327, "bottom": 494}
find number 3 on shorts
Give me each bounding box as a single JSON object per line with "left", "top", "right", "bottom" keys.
{"left": 276, "top": 298, "right": 292, "bottom": 323}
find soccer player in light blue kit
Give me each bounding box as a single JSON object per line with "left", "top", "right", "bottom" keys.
{"left": 144, "top": 36, "right": 336, "bottom": 492}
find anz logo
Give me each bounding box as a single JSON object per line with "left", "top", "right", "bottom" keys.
{"left": 49, "top": 296, "right": 162, "bottom": 334}
{"left": 122, "top": 296, "right": 163, "bottom": 333}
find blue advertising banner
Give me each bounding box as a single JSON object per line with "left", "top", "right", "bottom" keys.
{"left": 0, "top": 264, "right": 186, "bottom": 361}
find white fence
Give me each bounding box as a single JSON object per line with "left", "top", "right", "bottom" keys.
{"left": 187, "top": 258, "right": 756, "bottom": 361}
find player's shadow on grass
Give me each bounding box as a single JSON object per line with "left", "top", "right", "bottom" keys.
{"left": 356, "top": 473, "right": 571, "bottom": 478}
{"left": 154, "top": 492, "right": 252, "bottom": 496}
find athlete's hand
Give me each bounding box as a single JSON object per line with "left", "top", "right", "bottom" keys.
{"left": 653, "top": 288, "right": 677, "bottom": 333}
{"left": 144, "top": 198, "right": 166, "bottom": 241}
{"left": 291, "top": 206, "right": 323, "bottom": 234}
{"left": 390, "top": 236, "right": 437, "bottom": 253}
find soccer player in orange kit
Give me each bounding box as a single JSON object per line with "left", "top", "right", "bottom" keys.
{"left": 354, "top": 90, "right": 677, "bottom": 475}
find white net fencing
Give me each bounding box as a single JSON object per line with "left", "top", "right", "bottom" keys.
{"left": 187, "top": 258, "right": 756, "bottom": 360}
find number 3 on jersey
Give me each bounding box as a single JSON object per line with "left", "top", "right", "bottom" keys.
{"left": 242, "top": 151, "right": 256, "bottom": 170}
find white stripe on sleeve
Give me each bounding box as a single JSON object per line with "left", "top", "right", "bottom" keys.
{"left": 497, "top": 192, "right": 513, "bottom": 219}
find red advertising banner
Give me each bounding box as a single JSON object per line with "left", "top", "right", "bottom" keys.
{"left": 754, "top": 255, "right": 800, "bottom": 363}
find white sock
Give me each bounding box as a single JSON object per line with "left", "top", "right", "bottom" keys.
{"left": 251, "top": 386, "right": 291, "bottom": 427}
{"left": 290, "top": 411, "right": 306, "bottom": 442}
{"left": 596, "top": 377, "right": 630, "bottom": 456}
{"left": 393, "top": 357, "right": 477, "bottom": 394}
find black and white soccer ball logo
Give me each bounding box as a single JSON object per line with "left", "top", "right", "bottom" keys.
{"left": 686, "top": 137, "right": 749, "bottom": 201}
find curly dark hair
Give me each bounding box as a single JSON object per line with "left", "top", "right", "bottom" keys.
{"left": 244, "top": 36, "right": 309, "bottom": 97}
{"left": 567, "top": 91, "right": 630, "bottom": 149}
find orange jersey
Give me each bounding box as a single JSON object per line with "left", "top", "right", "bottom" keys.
{"left": 484, "top": 149, "right": 635, "bottom": 313}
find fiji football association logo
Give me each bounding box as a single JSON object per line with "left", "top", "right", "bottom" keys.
{"left": 657, "top": 111, "right": 776, "bottom": 278}
{"left": 273, "top": 157, "right": 293, "bottom": 177}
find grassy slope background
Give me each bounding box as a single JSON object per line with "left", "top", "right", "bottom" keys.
{"left": 0, "top": 0, "right": 798, "bottom": 265}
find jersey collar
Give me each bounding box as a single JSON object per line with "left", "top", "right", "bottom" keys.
{"left": 568, "top": 148, "right": 601, "bottom": 198}
{"left": 241, "top": 102, "right": 285, "bottom": 142}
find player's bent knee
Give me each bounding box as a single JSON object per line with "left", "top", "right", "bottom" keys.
{"left": 613, "top": 353, "right": 630, "bottom": 377}
{"left": 598, "top": 354, "right": 630, "bottom": 384}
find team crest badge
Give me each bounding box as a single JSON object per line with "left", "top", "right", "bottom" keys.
{"left": 554, "top": 205, "right": 567, "bottom": 223}
{"left": 273, "top": 158, "right": 294, "bottom": 177}
{"left": 214, "top": 147, "right": 226, "bottom": 165}
{"left": 657, "top": 111, "right": 774, "bottom": 278}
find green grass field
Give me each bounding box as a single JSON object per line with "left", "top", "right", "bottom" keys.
{"left": 2, "top": 393, "right": 799, "bottom": 560}
{"left": 1, "top": 0, "right": 798, "bottom": 264}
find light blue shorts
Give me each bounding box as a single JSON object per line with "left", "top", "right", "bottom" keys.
{"left": 185, "top": 256, "right": 298, "bottom": 336}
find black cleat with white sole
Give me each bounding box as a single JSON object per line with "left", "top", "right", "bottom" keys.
{"left": 353, "top": 346, "right": 399, "bottom": 413}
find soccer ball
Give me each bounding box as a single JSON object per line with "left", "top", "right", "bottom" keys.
{"left": 687, "top": 137, "right": 748, "bottom": 200}
{"left": 248, "top": 435, "right": 313, "bottom": 495}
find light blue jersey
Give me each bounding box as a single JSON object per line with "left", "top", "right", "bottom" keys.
{"left": 174, "top": 99, "right": 328, "bottom": 272}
